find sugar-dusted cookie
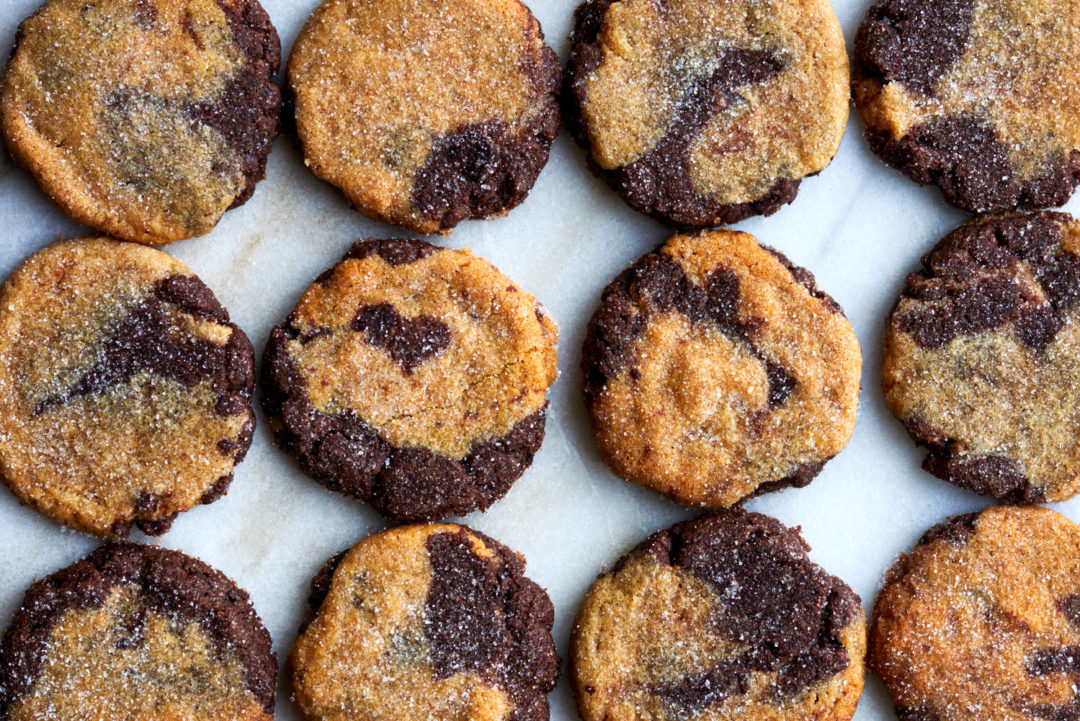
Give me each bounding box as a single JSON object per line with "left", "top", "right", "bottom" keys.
{"left": 0, "top": 238, "right": 255, "bottom": 537}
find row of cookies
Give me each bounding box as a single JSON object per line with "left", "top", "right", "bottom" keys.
{"left": 4, "top": 0, "right": 1077, "bottom": 245}
{"left": 5, "top": 504, "right": 1076, "bottom": 721}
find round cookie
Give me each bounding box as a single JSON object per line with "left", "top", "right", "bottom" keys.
{"left": 853, "top": 0, "right": 1080, "bottom": 215}
{"left": 870, "top": 505, "right": 1080, "bottom": 721}
{"left": 883, "top": 212, "right": 1080, "bottom": 504}
{"left": 289, "top": 523, "right": 559, "bottom": 721}
{"left": 564, "top": 0, "right": 849, "bottom": 227}
{"left": 582, "top": 230, "right": 861, "bottom": 508}
{"left": 287, "top": 0, "right": 560, "bottom": 235}
{"left": 0, "top": 0, "right": 281, "bottom": 245}
{"left": 571, "top": 509, "right": 866, "bottom": 721}
{"left": 0, "top": 237, "right": 256, "bottom": 537}
{"left": 260, "top": 238, "right": 558, "bottom": 522}
{"left": 0, "top": 542, "right": 276, "bottom": 721}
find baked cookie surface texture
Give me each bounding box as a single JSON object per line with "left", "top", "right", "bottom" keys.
{"left": 1, "top": 0, "right": 281, "bottom": 244}
{"left": 0, "top": 237, "right": 256, "bottom": 537}
{"left": 571, "top": 509, "right": 866, "bottom": 721}
{"left": 261, "top": 238, "right": 558, "bottom": 522}
{"left": 289, "top": 523, "right": 559, "bottom": 721}
{"left": 582, "top": 230, "right": 861, "bottom": 508}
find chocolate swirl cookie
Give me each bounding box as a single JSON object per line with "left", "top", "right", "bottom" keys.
{"left": 1, "top": 0, "right": 281, "bottom": 244}
{"left": 582, "top": 230, "right": 861, "bottom": 508}
{"left": 853, "top": 0, "right": 1080, "bottom": 214}
{"left": 0, "top": 542, "right": 276, "bottom": 721}
{"left": 564, "top": 0, "right": 849, "bottom": 227}
{"left": 290, "top": 523, "right": 559, "bottom": 721}
{"left": 571, "top": 510, "right": 866, "bottom": 721}
{"left": 260, "top": 238, "right": 558, "bottom": 522}
{"left": 883, "top": 212, "right": 1080, "bottom": 503}
{"left": 287, "top": 0, "right": 560, "bottom": 235}
{"left": 871, "top": 506, "right": 1080, "bottom": 721}
{"left": 0, "top": 238, "right": 255, "bottom": 537}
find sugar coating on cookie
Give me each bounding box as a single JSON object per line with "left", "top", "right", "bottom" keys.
{"left": 853, "top": 0, "right": 1080, "bottom": 214}
{"left": 287, "top": 0, "right": 560, "bottom": 235}
{"left": 571, "top": 510, "right": 866, "bottom": 721}
{"left": 0, "top": 0, "right": 281, "bottom": 245}
{"left": 883, "top": 212, "right": 1080, "bottom": 503}
{"left": 290, "top": 523, "right": 559, "bottom": 721}
{"left": 0, "top": 542, "right": 276, "bottom": 721}
{"left": 870, "top": 506, "right": 1080, "bottom": 721}
{"left": 0, "top": 238, "right": 256, "bottom": 537}
{"left": 261, "top": 239, "right": 558, "bottom": 522}
{"left": 582, "top": 230, "right": 861, "bottom": 508}
{"left": 564, "top": 0, "right": 849, "bottom": 227}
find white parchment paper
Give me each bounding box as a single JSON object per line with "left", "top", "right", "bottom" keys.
{"left": 2, "top": 0, "right": 1078, "bottom": 718}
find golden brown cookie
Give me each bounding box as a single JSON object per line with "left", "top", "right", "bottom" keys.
{"left": 564, "top": 0, "right": 849, "bottom": 227}
{"left": 870, "top": 506, "right": 1080, "bottom": 721}
{"left": 853, "top": 0, "right": 1080, "bottom": 214}
{"left": 290, "top": 523, "right": 559, "bottom": 721}
{"left": 260, "top": 238, "right": 558, "bottom": 522}
{"left": 581, "top": 230, "right": 861, "bottom": 508}
{"left": 287, "top": 0, "right": 560, "bottom": 235}
{"left": 0, "top": 542, "right": 276, "bottom": 721}
{"left": 0, "top": 0, "right": 281, "bottom": 245}
{"left": 0, "top": 237, "right": 256, "bottom": 537}
{"left": 571, "top": 509, "right": 866, "bottom": 721}
{"left": 883, "top": 212, "right": 1080, "bottom": 504}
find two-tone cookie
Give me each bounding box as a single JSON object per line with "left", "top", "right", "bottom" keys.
{"left": 582, "top": 230, "right": 861, "bottom": 508}
{"left": 871, "top": 506, "right": 1080, "bottom": 721}
{"left": 287, "top": 0, "right": 560, "bottom": 235}
{"left": 0, "top": 238, "right": 256, "bottom": 537}
{"left": 571, "top": 510, "right": 866, "bottom": 721}
{"left": 1, "top": 0, "right": 281, "bottom": 244}
{"left": 853, "top": 0, "right": 1080, "bottom": 214}
{"left": 883, "top": 212, "right": 1080, "bottom": 503}
{"left": 289, "top": 523, "right": 559, "bottom": 721}
{"left": 261, "top": 238, "right": 558, "bottom": 522}
{"left": 0, "top": 542, "right": 276, "bottom": 721}
{"left": 564, "top": 0, "right": 849, "bottom": 227}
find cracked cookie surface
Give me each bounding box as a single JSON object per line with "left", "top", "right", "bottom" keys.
{"left": 290, "top": 523, "right": 559, "bottom": 721}
{"left": 571, "top": 509, "right": 866, "bottom": 721}
{"left": 582, "top": 230, "right": 860, "bottom": 508}
{"left": 853, "top": 0, "right": 1080, "bottom": 214}
{"left": 0, "top": 542, "right": 276, "bottom": 721}
{"left": 260, "top": 238, "right": 558, "bottom": 522}
{"left": 871, "top": 506, "right": 1080, "bottom": 721}
{"left": 883, "top": 212, "right": 1080, "bottom": 503}
{"left": 564, "top": 0, "right": 849, "bottom": 227}
{"left": 287, "top": 0, "right": 560, "bottom": 235}
{"left": 0, "top": 237, "right": 256, "bottom": 537}
{"left": 0, "top": 0, "right": 281, "bottom": 244}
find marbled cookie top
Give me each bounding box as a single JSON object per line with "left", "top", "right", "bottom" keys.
{"left": 287, "top": 0, "right": 560, "bottom": 234}
{"left": 0, "top": 238, "right": 255, "bottom": 537}
{"left": 565, "top": 0, "right": 849, "bottom": 226}
{"left": 854, "top": 0, "right": 1080, "bottom": 213}
{"left": 290, "top": 523, "right": 559, "bottom": 721}
{"left": 0, "top": 0, "right": 281, "bottom": 244}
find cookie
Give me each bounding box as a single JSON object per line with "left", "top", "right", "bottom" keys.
{"left": 883, "top": 212, "right": 1080, "bottom": 504}
{"left": 564, "top": 0, "right": 849, "bottom": 228}
{"left": 571, "top": 509, "right": 865, "bottom": 721}
{"left": 287, "top": 0, "right": 560, "bottom": 235}
{"left": 582, "top": 230, "right": 860, "bottom": 508}
{"left": 853, "top": 0, "right": 1080, "bottom": 215}
{"left": 1, "top": 0, "right": 281, "bottom": 245}
{"left": 290, "top": 523, "right": 559, "bottom": 721}
{"left": 868, "top": 505, "right": 1080, "bottom": 721}
{"left": 0, "top": 237, "right": 256, "bottom": 537}
{"left": 0, "top": 542, "right": 276, "bottom": 721}
{"left": 260, "top": 238, "right": 558, "bottom": 522}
